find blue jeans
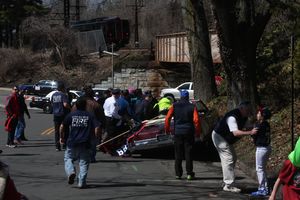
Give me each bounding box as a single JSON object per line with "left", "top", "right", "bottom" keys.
{"left": 64, "top": 145, "right": 91, "bottom": 187}
{"left": 14, "top": 116, "right": 25, "bottom": 140}
{"left": 256, "top": 146, "right": 271, "bottom": 191}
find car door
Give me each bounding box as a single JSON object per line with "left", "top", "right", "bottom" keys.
{"left": 189, "top": 83, "right": 194, "bottom": 99}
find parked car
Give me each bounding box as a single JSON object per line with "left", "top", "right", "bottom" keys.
{"left": 30, "top": 90, "right": 83, "bottom": 114}
{"left": 92, "top": 87, "right": 107, "bottom": 97}
{"left": 111, "top": 100, "right": 218, "bottom": 156}
{"left": 160, "top": 82, "right": 194, "bottom": 100}
{"left": 160, "top": 77, "right": 224, "bottom": 101}
{"left": 20, "top": 80, "right": 64, "bottom": 96}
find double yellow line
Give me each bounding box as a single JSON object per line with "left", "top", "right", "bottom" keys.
{"left": 41, "top": 127, "right": 55, "bottom": 135}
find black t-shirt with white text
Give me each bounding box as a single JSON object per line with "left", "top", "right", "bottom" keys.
{"left": 63, "top": 110, "right": 100, "bottom": 148}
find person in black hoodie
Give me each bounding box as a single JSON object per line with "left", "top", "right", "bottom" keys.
{"left": 211, "top": 101, "right": 258, "bottom": 193}
{"left": 250, "top": 107, "right": 271, "bottom": 197}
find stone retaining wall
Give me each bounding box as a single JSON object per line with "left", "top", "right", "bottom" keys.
{"left": 94, "top": 68, "right": 169, "bottom": 95}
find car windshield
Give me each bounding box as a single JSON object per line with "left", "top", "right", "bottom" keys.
{"left": 75, "top": 91, "right": 84, "bottom": 97}
{"left": 178, "top": 83, "right": 190, "bottom": 90}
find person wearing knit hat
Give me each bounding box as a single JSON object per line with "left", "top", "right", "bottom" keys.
{"left": 251, "top": 107, "right": 272, "bottom": 197}
{"left": 165, "top": 90, "right": 200, "bottom": 180}
{"left": 269, "top": 138, "right": 300, "bottom": 200}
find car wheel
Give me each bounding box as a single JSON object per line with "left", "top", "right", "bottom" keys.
{"left": 43, "top": 105, "right": 52, "bottom": 114}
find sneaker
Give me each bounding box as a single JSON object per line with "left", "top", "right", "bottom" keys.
{"left": 251, "top": 189, "right": 268, "bottom": 196}
{"left": 14, "top": 140, "right": 23, "bottom": 145}
{"left": 78, "top": 183, "right": 87, "bottom": 189}
{"left": 223, "top": 185, "right": 241, "bottom": 193}
{"left": 175, "top": 176, "right": 182, "bottom": 180}
{"left": 68, "top": 173, "right": 76, "bottom": 185}
{"left": 187, "top": 174, "right": 195, "bottom": 180}
{"left": 56, "top": 148, "right": 61, "bottom": 152}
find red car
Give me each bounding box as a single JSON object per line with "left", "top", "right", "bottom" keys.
{"left": 111, "top": 100, "right": 218, "bottom": 156}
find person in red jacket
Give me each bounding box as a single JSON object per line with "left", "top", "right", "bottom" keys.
{"left": 269, "top": 138, "right": 300, "bottom": 200}
{"left": 165, "top": 90, "right": 200, "bottom": 180}
{"left": 5, "top": 86, "right": 21, "bottom": 148}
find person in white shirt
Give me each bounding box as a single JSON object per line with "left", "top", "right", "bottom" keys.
{"left": 211, "top": 101, "right": 258, "bottom": 193}
{"left": 102, "top": 89, "right": 122, "bottom": 154}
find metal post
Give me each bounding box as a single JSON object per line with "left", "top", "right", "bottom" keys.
{"left": 64, "top": 0, "right": 70, "bottom": 27}
{"left": 291, "top": 35, "right": 295, "bottom": 150}
{"left": 134, "top": 0, "right": 139, "bottom": 48}
{"left": 75, "top": 0, "right": 80, "bottom": 21}
{"left": 112, "top": 43, "right": 114, "bottom": 88}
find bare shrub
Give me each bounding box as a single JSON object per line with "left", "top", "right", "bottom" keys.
{"left": 0, "top": 48, "right": 34, "bottom": 84}
{"left": 22, "top": 17, "right": 80, "bottom": 69}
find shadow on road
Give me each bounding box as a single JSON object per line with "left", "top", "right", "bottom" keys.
{"left": 1, "top": 153, "right": 40, "bottom": 156}
{"left": 95, "top": 159, "right": 143, "bottom": 163}
{"left": 80, "top": 182, "right": 146, "bottom": 189}
{"left": 131, "top": 139, "right": 220, "bottom": 162}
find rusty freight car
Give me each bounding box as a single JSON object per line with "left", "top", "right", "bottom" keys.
{"left": 156, "top": 32, "right": 221, "bottom": 64}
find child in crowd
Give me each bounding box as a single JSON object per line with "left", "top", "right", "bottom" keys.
{"left": 251, "top": 107, "right": 272, "bottom": 197}
{"left": 269, "top": 138, "right": 300, "bottom": 200}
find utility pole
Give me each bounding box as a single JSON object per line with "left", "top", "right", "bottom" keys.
{"left": 112, "top": 43, "right": 114, "bottom": 88}
{"left": 291, "top": 35, "right": 295, "bottom": 150}
{"left": 64, "top": 0, "right": 70, "bottom": 27}
{"left": 50, "top": 0, "right": 85, "bottom": 25}
{"left": 127, "top": 0, "right": 144, "bottom": 48}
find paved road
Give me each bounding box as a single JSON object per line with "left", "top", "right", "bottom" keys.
{"left": 0, "top": 89, "right": 258, "bottom": 200}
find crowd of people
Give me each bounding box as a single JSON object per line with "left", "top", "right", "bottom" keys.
{"left": 3, "top": 84, "right": 300, "bottom": 199}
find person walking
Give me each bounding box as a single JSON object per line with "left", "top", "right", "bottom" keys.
{"left": 72, "top": 86, "right": 105, "bottom": 163}
{"left": 251, "top": 107, "right": 272, "bottom": 197}
{"left": 60, "top": 97, "right": 101, "bottom": 188}
{"left": 165, "top": 90, "right": 200, "bottom": 180}
{"left": 211, "top": 101, "right": 258, "bottom": 193}
{"left": 14, "top": 89, "right": 30, "bottom": 144}
{"left": 51, "top": 82, "right": 70, "bottom": 151}
{"left": 5, "top": 86, "right": 20, "bottom": 148}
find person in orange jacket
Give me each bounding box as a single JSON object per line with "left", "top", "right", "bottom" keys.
{"left": 165, "top": 90, "right": 200, "bottom": 180}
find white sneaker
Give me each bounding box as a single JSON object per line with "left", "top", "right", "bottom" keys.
{"left": 223, "top": 185, "right": 241, "bottom": 193}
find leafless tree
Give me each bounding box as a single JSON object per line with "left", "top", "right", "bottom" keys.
{"left": 22, "top": 17, "right": 79, "bottom": 69}
{"left": 181, "top": 0, "right": 218, "bottom": 103}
